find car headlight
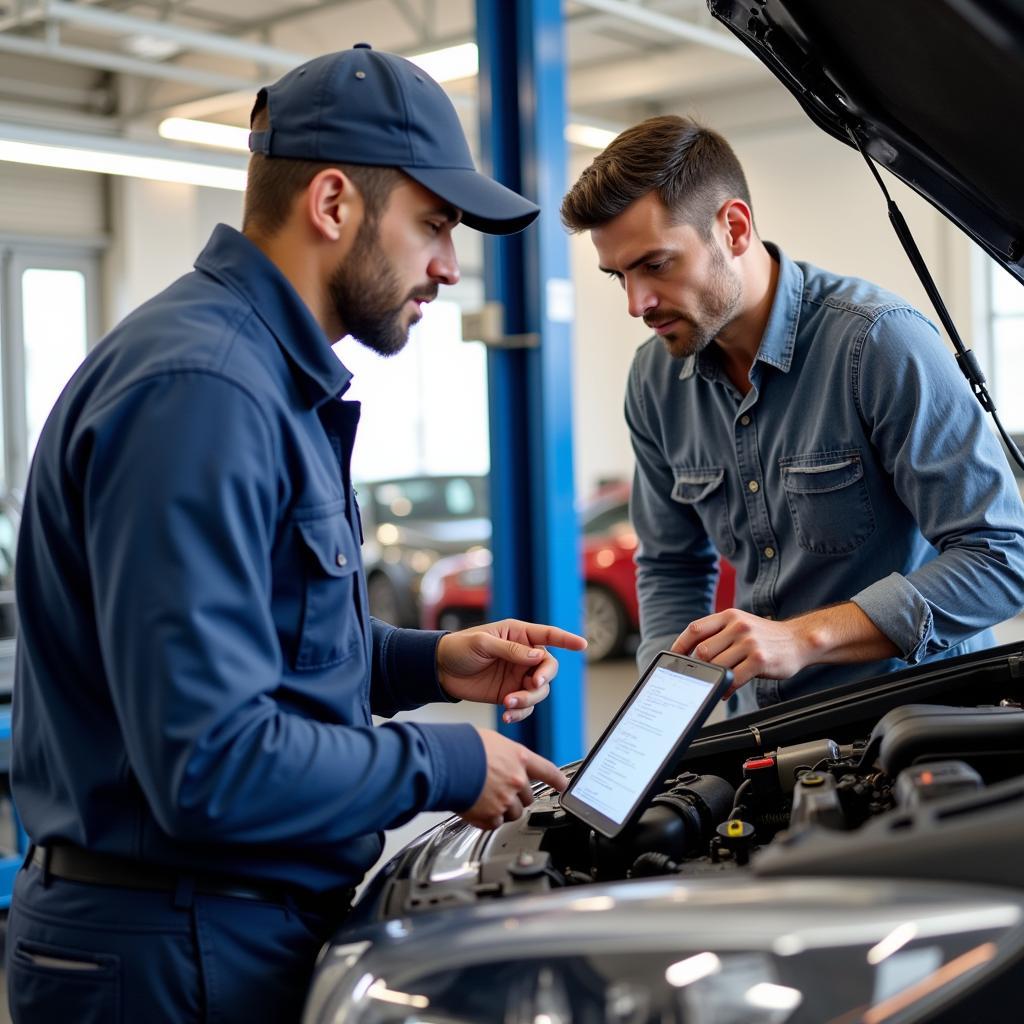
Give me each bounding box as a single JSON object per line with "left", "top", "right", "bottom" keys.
{"left": 303, "top": 875, "right": 1024, "bottom": 1024}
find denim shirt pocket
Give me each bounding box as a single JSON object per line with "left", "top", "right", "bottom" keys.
{"left": 294, "top": 513, "right": 365, "bottom": 671}
{"left": 671, "top": 466, "right": 737, "bottom": 558}
{"left": 780, "top": 449, "right": 876, "bottom": 555}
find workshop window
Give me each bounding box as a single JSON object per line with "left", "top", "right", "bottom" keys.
{"left": 985, "top": 259, "right": 1024, "bottom": 435}
{"left": 0, "top": 243, "right": 101, "bottom": 492}
{"left": 337, "top": 292, "right": 490, "bottom": 483}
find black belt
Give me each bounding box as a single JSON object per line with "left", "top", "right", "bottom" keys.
{"left": 31, "top": 845, "right": 354, "bottom": 917}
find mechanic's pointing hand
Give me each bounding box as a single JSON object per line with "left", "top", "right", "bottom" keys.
{"left": 437, "top": 619, "right": 587, "bottom": 724}
{"left": 461, "top": 729, "right": 568, "bottom": 831}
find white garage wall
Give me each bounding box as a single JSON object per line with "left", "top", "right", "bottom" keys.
{"left": 103, "top": 177, "right": 243, "bottom": 328}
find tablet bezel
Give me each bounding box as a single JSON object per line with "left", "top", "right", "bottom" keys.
{"left": 559, "top": 651, "right": 732, "bottom": 839}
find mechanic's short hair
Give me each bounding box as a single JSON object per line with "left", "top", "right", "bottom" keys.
{"left": 243, "top": 96, "right": 404, "bottom": 237}
{"left": 560, "top": 115, "right": 753, "bottom": 238}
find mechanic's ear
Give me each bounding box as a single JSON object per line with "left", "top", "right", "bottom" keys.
{"left": 305, "top": 167, "right": 360, "bottom": 243}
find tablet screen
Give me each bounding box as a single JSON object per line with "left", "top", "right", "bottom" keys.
{"left": 560, "top": 652, "right": 730, "bottom": 836}
{"left": 570, "top": 665, "right": 714, "bottom": 824}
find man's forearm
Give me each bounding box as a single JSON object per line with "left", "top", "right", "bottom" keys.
{"left": 790, "top": 601, "right": 900, "bottom": 667}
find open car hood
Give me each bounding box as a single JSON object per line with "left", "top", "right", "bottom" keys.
{"left": 708, "top": 0, "right": 1024, "bottom": 284}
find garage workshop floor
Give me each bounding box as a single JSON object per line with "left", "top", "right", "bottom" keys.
{"left": 3, "top": 616, "right": 1024, "bottom": 1019}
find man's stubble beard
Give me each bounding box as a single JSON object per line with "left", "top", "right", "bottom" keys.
{"left": 654, "top": 242, "right": 743, "bottom": 360}
{"left": 328, "top": 217, "right": 434, "bottom": 357}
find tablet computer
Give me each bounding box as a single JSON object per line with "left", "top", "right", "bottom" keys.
{"left": 559, "top": 651, "right": 732, "bottom": 838}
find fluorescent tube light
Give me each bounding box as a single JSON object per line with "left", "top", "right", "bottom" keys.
{"left": 0, "top": 122, "right": 247, "bottom": 191}
{"left": 408, "top": 41, "right": 478, "bottom": 82}
{"left": 159, "top": 117, "right": 250, "bottom": 152}
{"left": 565, "top": 122, "right": 619, "bottom": 150}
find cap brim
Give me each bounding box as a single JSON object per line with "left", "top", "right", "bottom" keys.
{"left": 402, "top": 165, "right": 539, "bottom": 235}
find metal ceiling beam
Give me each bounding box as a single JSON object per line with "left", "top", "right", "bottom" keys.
{"left": 0, "top": 32, "right": 259, "bottom": 92}
{"left": 571, "top": 0, "right": 755, "bottom": 59}
{"left": 44, "top": 0, "right": 308, "bottom": 69}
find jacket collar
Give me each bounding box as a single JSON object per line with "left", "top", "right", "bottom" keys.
{"left": 194, "top": 224, "right": 352, "bottom": 405}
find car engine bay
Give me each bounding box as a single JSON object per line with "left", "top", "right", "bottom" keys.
{"left": 365, "top": 648, "right": 1024, "bottom": 922}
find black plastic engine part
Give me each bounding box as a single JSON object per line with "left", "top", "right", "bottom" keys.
{"left": 788, "top": 771, "right": 846, "bottom": 831}
{"left": 590, "top": 772, "right": 734, "bottom": 879}
{"left": 713, "top": 818, "right": 757, "bottom": 865}
{"left": 858, "top": 704, "right": 1024, "bottom": 778}
{"left": 895, "top": 759, "right": 983, "bottom": 808}
{"left": 753, "top": 772, "right": 1024, "bottom": 888}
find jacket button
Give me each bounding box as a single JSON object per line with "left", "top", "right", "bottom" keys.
{"left": 748, "top": 480, "right": 759, "bottom": 493}
{"left": 336, "top": 553, "right": 348, "bottom": 567}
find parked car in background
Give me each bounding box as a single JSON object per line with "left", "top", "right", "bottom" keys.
{"left": 420, "top": 483, "right": 736, "bottom": 662}
{"left": 357, "top": 474, "right": 490, "bottom": 627}
{"left": 0, "top": 492, "right": 20, "bottom": 697}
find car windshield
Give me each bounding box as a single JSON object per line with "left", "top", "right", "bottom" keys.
{"left": 366, "top": 476, "right": 488, "bottom": 524}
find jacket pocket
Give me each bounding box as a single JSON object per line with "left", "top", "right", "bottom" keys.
{"left": 294, "top": 513, "right": 364, "bottom": 670}
{"left": 780, "top": 449, "right": 876, "bottom": 555}
{"left": 8, "top": 940, "right": 121, "bottom": 1024}
{"left": 670, "top": 466, "right": 737, "bottom": 558}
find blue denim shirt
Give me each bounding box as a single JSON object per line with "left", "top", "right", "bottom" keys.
{"left": 12, "top": 224, "right": 485, "bottom": 892}
{"left": 628, "top": 245, "right": 1024, "bottom": 715}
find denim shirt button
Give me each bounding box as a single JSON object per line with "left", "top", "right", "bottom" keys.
{"left": 336, "top": 553, "right": 348, "bottom": 568}
{"left": 740, "top": 415, "right": 751, "bottom": 426}
{"left": 748, "top": 480, "right": 760, "bottom": 493}
{"left": 764, "top": 546, "right": 775, "bottom": 559}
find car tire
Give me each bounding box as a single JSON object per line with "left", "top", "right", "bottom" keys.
{"left": 584, "top": 584, "right": 628, "bottom": 663}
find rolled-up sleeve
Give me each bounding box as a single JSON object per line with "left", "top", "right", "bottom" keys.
{"left": 849, "top": 307, "right": 1024, "bottom": 661}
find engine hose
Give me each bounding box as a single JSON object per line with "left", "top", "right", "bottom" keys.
{"left": 629, "top": 852, "right": 682, "bottom": 878}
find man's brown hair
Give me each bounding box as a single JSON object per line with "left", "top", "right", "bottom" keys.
{"left": 243, "top": 97, "right": 404, "bottom": 237}
{"left": 561, "top": 115, "right": 752, "bottom": 237}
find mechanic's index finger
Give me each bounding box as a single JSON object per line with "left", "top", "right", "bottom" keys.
{"left": 513, "top": 623, "right": 588, "bottom": 652}
{"left": 524, "top": 750, "right": 569, "bottom": 793}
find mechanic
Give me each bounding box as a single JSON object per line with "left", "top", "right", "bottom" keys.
{"left": 561, "top": 114, "right": 1024, "bottom": 715}
{"left": 6, "top": 46, "right": 586, "bottom": 1023}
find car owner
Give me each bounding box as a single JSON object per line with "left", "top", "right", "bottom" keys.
{"left": 7, "top": 45, "right": 585, "bottom": 1023}
{"left": 561, "top": 114, "right": 1024, "bottom": 714}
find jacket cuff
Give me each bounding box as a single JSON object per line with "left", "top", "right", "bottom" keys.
{"left": 414, "top": 722, "right": 487, "bottom": 812}
{"left": 383, "top": 627, "right": 452, "bottom": 705}
{"left": 850, "top": 572, "right": 934, "bottom": 664}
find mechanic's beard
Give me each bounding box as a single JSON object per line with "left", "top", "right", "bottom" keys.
{"left": 329, "top": 224, "right": 421, "bottom": 357}
{"left": 652, "top": 243, "right": 743, "bottom": 360}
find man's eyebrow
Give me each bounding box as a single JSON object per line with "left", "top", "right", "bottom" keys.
{"left": 598, "top": 248, "right": 673, "bottom": 275}
{"left": 431, "top": 204, "right": 461, "bottom": 225}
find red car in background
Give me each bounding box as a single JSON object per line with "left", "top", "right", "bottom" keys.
{"left": 420, "top": 485, "right": 736, "bottom": 662}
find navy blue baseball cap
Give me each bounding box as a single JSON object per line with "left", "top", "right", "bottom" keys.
{"left": 249, "top": 43, "right": 539, "bottom": 235}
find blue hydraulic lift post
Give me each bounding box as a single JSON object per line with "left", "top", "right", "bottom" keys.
{"left": 475, "top": 0, "right": 585, "bottom": 766}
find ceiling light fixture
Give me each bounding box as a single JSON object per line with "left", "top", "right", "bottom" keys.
{"left": 0, "top": 122, "right": 247, "bottom": 191}
{"left": 565, "top": 122, "right": 619, "bottom": 150}
{"left": 407, "top": 41, "right": 479, "bottom": 83}
{"left": 158, "top": 117, "right": 250, "bottom": 152}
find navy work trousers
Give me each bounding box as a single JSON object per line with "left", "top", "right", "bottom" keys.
{"left": 5, "top": 862, "right": 337, "bottom": 1023}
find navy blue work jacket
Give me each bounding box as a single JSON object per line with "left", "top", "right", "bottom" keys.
{"left": 11, "top": 224, "right": 486, "bottom": 893}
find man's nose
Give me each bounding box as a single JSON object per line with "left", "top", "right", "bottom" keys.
{"left": 625, "top": 278, "right": 655, "bottom": 319}
{"left": 429, "top": 239, "right": 460, "bottom": 286}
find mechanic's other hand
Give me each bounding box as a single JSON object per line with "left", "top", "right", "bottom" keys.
{"left": 437, "top": 619, "right": 587, "bottom": 724}
{"left": 460, "top": 729, "right": 568, "bottom": 830}
{"left": 672, "top": 609, "right": 813, "bottom": 697}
